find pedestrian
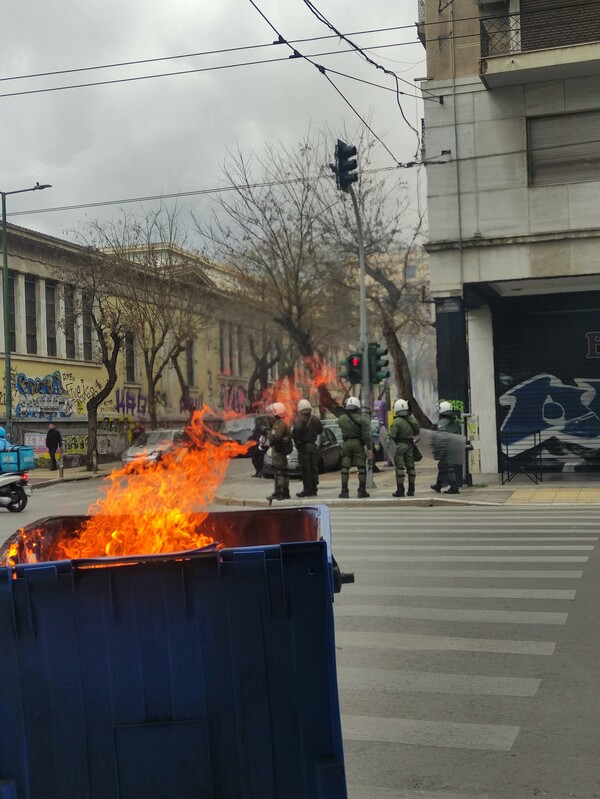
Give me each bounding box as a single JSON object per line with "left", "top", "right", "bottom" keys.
{"left": 250, "top": 423, "right": 269, "bottom": 477}
{"left": 389, "top": 398, "right": 420, "bottom": 497}
{"left": 431, "top": 400, "right": 462, "bottom": 495}
{"left": 265, "top": 402, "right": 292, "bottom": 502}
{"left": 45, "top": 422, "right": 63, "bottom": 471}
{"left": 293, "top": 399, "right": 323, "bottom": 497}
{"left": 336, "top": 396, "right": 372, "bottom": 499}
{"left": 131, "top": 420, "right": 145, "bottom": 443}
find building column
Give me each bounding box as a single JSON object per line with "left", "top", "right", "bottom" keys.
{"left": 467, "top": 306, "right": 499, "bottom": 475}
{"left": 13, "top": 273, "right": 26, "bottom": 354}
{"left": 56, "top": 291, "right": 66, "bottom": 358}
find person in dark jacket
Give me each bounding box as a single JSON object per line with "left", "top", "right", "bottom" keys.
{"left": 431, "top": 400, "right": 462, "bottom": 494}
{"left": 250, "top": 424, "right": 269, "bottom": 477}
{"left": 45, "top": 423, "right": 63, "bottom": 471}
{"left": 293, "top": 399, "right": 323, "bottom": 497}
{"left": 265, "top": 402, "right": 292, "bottom": 502}
{"left": 389, "top": 398, "right": 420, "bottom": 497}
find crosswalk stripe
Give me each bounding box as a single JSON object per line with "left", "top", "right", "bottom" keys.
{"left": 341, "top": 714, "right": 520, "bottom": 751}
{"left": 338, "top": 554, "right": 589, "bottom": 562}
{"left": 337, "top": 666, "right": 540, "bottom": 696}
{"left": 347, "top": 788, "right": 490, "bottom": 799}
{"left": 335, "top": 569, "right": 583, "bottom": 579}
{"left": 334, "top": 536, "right": 598, "bottom": 542}
{"left": 348, "top": 586, "right": 576, "bottom": 599}
{"left": 335, "top": 630, "right": 556, "bottom": 655}
{"left": 333, "top": 544, "right": 594, "bottom": 550}
{"left": 335, "top": 605, "right": 568, "bottom": 624}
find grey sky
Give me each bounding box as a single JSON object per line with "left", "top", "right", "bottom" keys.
{"left": 3, "top": 1, "right": 425, "bottom": 242}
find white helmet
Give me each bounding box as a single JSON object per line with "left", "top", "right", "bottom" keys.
{"left": 266, "top": 402, "right": 286, "bottom": 417}
{"left": 438, "top": 400, "right": 453, "bottom": 415}
{"left": 297, "top": 399, "right": 311, "bottom": 413}
{"left": 394, "top": 398, "right": 409, "bottom": 415}
{"left": 345, "top": 396, "right": 361, "bottom": 410}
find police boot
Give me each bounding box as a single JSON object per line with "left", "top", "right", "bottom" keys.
{"left": 392, "top": 480, "right": 405, "bottom": 498}
{"left": 444, "top": 485, "right": 460, "bottom": 494}
{"left": 407, "top": 481, "right": 415, "bottom": 497}
{"left": 430, "top": 483, "right": 442, "bottom": 493}
{"left": 267, "top": 490, "right": 284, "bottom": 503}
{"left": 357, "top": 485, "right": 370, "bottom": 499}
{"left": 296, "top": 489, "right": 310, "bottom": 497}
{"left": 338, "top": 486, "right": 349, "bottom": 499}
{"left": 281, "top": 488, "right": 291, "bottom": 499}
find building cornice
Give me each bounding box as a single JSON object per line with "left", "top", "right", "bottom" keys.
{"left": 426, "top": 228, "right": 600, "bottom": 252}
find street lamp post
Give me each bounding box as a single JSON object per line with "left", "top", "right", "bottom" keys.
{"left": 2, "top": 183, "right": 52, "bottom": 441}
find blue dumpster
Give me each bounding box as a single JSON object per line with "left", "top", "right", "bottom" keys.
{"left": 0, "top": 507, "right": 349, "bottom": 799}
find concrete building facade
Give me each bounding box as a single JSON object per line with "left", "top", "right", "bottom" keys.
{"left": 419, "top": 0, "right": 600, "bottom": 478}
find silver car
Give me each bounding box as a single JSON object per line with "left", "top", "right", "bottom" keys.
{"left": 121, "top": 429, "right": 186, "bottom": 466}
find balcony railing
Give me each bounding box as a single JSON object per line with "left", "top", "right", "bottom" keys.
{"left": 481, "top": 5, "right": 600, "bottom": 58}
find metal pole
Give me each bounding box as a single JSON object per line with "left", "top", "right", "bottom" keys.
{"left": 348, "top": 185, "right": 375, "bottom": 489}
{"left": 1, "top": 193, "right": 11, "bottom": 442}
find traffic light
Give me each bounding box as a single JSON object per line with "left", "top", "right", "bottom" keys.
{"left": 368, "top": 342, "right": 391, "bottom": 383}
{"left": 334, "top": 139, "right": 358, "bottom": 192}
{"left": 348, "top": 352, "right": 362, "bottom": 384}
{"left": 339, "top": 356, "right": 349, "bottom": 381}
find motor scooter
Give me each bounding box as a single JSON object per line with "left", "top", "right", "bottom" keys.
{"left": 0, "top": 471, "right": 32, "bottom": 512}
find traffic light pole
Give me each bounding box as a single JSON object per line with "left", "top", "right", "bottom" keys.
{"left": 348, "top": 185, "right": 375, "bottom": 489}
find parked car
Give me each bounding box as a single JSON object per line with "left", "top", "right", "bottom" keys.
{"left": 262, "top": 426, "right": 342, "bottom": 478}
{"left": 122, "top": 429, "right": 186, "bottom": 466}
{"left": 220, "top": 414, "right": 274, "bottom": 451}
{"left": 321, "top": 418, "right": 343, "bottom": 444}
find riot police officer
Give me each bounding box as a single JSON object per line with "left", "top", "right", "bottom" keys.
{"left": 389, "top": 398, "right": 420, "bottom": 497}
{"left": 293, "top": 399, "right": 323, "bottom": 497}
{"left": 431, "top": 400, "right": 462, "bottom": 495}
{"left": 337, "top": 397, "right": 372, "bottom": 499}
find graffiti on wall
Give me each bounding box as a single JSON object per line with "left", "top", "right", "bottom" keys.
{"left": 500, "top": 373, "right": 600, "bottom": 469}
{"left": 15, "top": 370, "right": 75, "bottom": 418}
{"left": 220, "top": 383, "right": 248, "bottom": 414}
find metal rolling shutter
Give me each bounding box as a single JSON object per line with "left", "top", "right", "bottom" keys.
{"left": 528, "top": 110, "right": 600, "bottom": 186}
{"left": 493, "top": 297, "right": 600, "bottom": 472}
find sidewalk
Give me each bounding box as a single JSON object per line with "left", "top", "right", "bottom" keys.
{"left": 25, "top": 458, "right": 600, "bottom": 506}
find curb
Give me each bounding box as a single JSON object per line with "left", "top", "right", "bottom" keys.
{"left": 213, "top": 494, "right": 505, "bottom": 508}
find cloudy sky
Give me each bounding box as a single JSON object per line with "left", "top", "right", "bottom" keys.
{"left": 3, "top": 0, "right": 426, "bottom": 243}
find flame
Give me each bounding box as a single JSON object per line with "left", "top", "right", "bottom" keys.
{"left": 55, "top": 406, "right": 252, "bottom": 560}
{"left": 261, "top": 355, "right": 343, "bottom": 417}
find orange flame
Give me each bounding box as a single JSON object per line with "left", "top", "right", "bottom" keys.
{"left": 56, "top": 407, "right": 252, "bottom": 560}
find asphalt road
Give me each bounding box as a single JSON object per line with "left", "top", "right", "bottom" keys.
{"left": 1, "top": 480, "right": 599, "bottom": 798}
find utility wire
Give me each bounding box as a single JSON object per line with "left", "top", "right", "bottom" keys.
{"left": 9, "top": 133, "right": 596, "bottom": 218}
{"left": 0, "top": 25, "right": 420, "bottom": 84}
{"left": 0, "top": 41, "right": 422, "bottom": 101}
{"left": 246, "top": 0, "right": 405, "bottom": 165}
{"left": 300, "top": 0, "right": 426, "bottom": 137}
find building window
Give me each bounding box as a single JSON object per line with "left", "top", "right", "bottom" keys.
{"left": 64, "top": 285, "right": 76, "bottom": 359}
{"left": 125, "top": 333, "right": 136, "bottom": 382}
{"left": 82, "top": 292, "right": 93, "bottom": 361}
{"left": 219, "top": 320, "right": 227, "bottom": 374}
{"left": 528, "top": 109, "right": 600, "bottom": 187}
{"left": 24, "top": 276, "right": 37, "bottom": 354}
{"left": 7, "top": 272, "right": 15, "bottom": 352}
{"left": 45, "top": 281, "right": 57, "bottom": 357}
{"left": 186, "top": 339, "right": 195, "bottom": 387}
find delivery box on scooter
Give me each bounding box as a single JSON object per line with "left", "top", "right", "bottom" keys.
{"left": 0, "top": 447, "right": 35, "bottom": 472}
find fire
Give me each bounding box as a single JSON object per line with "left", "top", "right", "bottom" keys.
{"left": 55, "top": 406, "right": 252, "bottom": 560}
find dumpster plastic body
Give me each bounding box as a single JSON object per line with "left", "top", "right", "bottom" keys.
{"left": 0, "top": 506, "right": 347, "bottom": 799}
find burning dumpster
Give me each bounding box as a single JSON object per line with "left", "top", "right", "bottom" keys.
{"left": 0, "top": 506, "right": 351, "bottom": 799}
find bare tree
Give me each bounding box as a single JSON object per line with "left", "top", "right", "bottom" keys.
{"left": 316, "top": 134, "right": 434, "bottom": 427}
{"left": 80, "top": 206, "right": 218, "bottom": 429}
{"left": 194, "top": 135, "right": 356, "bottom": 363}
{"left": 58, "top": 246, "right": 131, "bottom": 470}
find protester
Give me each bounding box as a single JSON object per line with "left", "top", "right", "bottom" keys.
{"left": 45, "top": 422, "right": 63, "bottom": 471}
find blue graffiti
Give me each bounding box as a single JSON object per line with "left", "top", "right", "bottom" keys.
{"left": 500, "top": 374, "right": 600, "bottom": 446}
{"left": 14, "top": 370, "right": 73, "bottom": 419}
